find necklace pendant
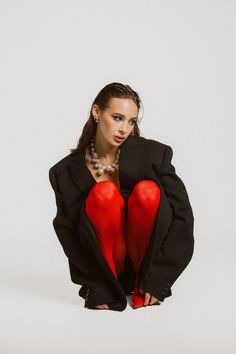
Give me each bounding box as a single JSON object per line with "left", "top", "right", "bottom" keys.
{"left": 89, "top": 136, "right": 120, "bottom": 178}
{"left": 97, "top": 168, "right": 103, "bottom": 175}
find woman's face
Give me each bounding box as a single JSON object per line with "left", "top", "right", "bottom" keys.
{"left": 92, "top": 97, "right": 138, "bottom": 147}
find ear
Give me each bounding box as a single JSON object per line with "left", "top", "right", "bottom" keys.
{"left": 92, "top": 104, "right": 100, "bottom": 118}
{"left": 92, "top": 104, "right": 97, "bottom": 118}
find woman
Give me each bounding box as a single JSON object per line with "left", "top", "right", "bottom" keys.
{"left": 49, "top": 82, "right": 194, "bottom": 312}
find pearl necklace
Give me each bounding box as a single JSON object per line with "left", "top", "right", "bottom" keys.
{"left": 89, "top": 137, "right": 120, "bottom": 177}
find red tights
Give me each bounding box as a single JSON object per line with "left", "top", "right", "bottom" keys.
{"left": 85, "top": 180, "right": 161, "bottom": 308}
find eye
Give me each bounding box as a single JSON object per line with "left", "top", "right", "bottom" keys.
{"left": 113, "top": 116, "right": 137, "bottom": 125}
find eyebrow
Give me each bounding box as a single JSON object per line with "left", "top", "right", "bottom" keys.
{"left": 113, "top": 113, "right": 138, "bottom": 120}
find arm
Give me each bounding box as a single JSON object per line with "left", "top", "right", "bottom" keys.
{"left": 49, "top": 167, "right": 119, "bottom": 303}
{"left": 139, "top": 145, "right": 195, "bottom": 301}
{"left": 49, "top": 167, "right": 82, "bottom": 270}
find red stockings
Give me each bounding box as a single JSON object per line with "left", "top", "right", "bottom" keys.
{"left": 85, "top": 180, "right": 161, "bottom": 308}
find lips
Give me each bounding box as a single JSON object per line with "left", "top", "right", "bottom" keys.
{"left": 114, "top": 136, "right": 125, "bottom": 140}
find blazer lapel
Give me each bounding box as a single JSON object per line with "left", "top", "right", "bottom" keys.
{"left": 67, "top": 147, "right": 95, "bottom": 195}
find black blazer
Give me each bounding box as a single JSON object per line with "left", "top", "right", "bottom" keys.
{"left": 49, "top": 134, "right": 194, "bottom": 311}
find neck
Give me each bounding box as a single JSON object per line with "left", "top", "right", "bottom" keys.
{"left": 93, "top": 136, "right": 119, "bottom": 160}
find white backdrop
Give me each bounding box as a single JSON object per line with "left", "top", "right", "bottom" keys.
{"left": 1, "top": 1, "right": 235, "bottom": 353}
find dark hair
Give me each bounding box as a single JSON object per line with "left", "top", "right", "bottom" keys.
{"left": 69, "top": 82, "right": 144, "bottom": 154}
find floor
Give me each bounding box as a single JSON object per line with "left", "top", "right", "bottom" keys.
{"left": 1, "top": 236, "right": 235, "bottom": 354}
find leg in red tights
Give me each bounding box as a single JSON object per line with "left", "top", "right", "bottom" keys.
{"left": 85, "top": 179, "right": 161, "bottom": 310}
{"left": 85, "top": 181, "right": 127, "bottom": 282}
{"left": 127, "top": 180, "right": 161, "bottom": 308}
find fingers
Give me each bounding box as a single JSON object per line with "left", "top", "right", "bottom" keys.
{"left": 95, "top": 304, "right": 109, "bottom": 309}
{"left": 141, "top": 290, "right": 160, "bottom": 306}
{"left": 144, "top": 292, "right": 151, "bottom": 306}
{"left": 149, "top": 296, "right": 160, "bottom": 305}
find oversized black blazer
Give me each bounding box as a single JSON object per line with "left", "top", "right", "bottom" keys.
{"left": 49, "top": 134, "right": 194, "bottom": 311}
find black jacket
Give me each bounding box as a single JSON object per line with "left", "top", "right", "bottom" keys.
{"left": 49, "top": 134, "right": 194, "bottom": 311}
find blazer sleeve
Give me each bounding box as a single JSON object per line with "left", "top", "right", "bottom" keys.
{"left": 139, "top": 145, "right": 195, "bottom": 301}
{"left": 49, "top": 167, "right": 82, "bottom": 270}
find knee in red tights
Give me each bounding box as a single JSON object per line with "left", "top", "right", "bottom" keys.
{"left": 128, "top": 180, "right": 161, "bottom": 211}
{"left": 86, "top": 181, "right": 123, "bottom": 208}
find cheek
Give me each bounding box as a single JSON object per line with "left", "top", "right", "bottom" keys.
{"left": 129, "top": 124, "right": 135, "bottom": 131}
{"left": 99, "top": 118, "right": 115, "bottom": 132}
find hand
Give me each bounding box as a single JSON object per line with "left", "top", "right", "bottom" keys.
{"left": 95, "top": 304, "right": 109, "bottom": 309}
{"left": 139, "top": 289, "right": 160, "bottom": 306}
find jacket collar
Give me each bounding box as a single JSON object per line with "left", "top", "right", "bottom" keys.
{"left": 67, "top": 134, "right": 140, "bottom": 194}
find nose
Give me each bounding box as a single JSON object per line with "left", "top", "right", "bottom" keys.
{"left": 118, "top": 128, "right": 126, "bottom": 135}
{"left": 119, "top": 122, "right": 128, "bottom": 134}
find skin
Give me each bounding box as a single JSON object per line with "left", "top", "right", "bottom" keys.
{"left": 91, "top": 97, "right": 159, "bottom": 309}
{"left": 91, "top": 97, "right": 137, "bottom": 161}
